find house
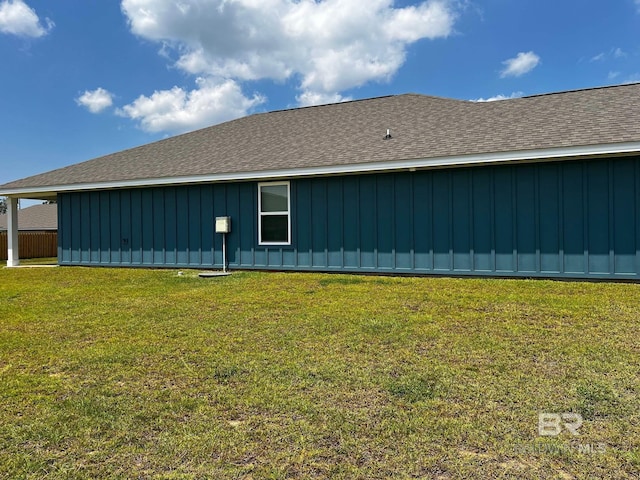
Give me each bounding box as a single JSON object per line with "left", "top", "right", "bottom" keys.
{"left": 1, "top": 84, "right": 639, "bottom": 279}
{"left": 0, "top": 203, "right": 57, "bottom": 232}
{"left": 0, "top": 203, "right": 58, "bottom": 261}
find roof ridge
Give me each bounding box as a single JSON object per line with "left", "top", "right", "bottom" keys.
{"left": 257, "top": 94, "right": 400, "bottom": 116}
{"left": 254, "top": 92, "right": 469, "bottom": 117}
{"left": 520, "top": 82, "right": 640, "bottom": 100}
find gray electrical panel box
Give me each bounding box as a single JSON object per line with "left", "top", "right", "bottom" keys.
{"left": 215, "top": 216, "right": 231, "bottom": 233}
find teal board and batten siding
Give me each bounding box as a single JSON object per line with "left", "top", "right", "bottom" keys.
{"left": 58, "top": 156, "right": 640, "bottom": 279}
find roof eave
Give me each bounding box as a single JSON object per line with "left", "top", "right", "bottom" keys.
{"left": 2, "top": 141, "right": 640, "bottom": 197}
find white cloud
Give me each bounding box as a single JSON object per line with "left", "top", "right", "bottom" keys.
{"left": 120, "top": 0, "right": 456, "bottom": 109}
{"left": 296, "top": 91, "right": 352, "bottom": 107}
{"left": 500, "top": 51, "right": 540, "bottom": 78}
{"left": 116, "top": 78, "right": 265, "bottom": 133}
{"left": 472, "top": 91, "right": 523, "bottom": 102}
{"left": 590, "top": 47, "right": 626, "bottom": 62}
{"left": 76, "top": 88, "right": 115, "bottom": 114}
{"left": 608, "top": 71, "right": 621, "bottom": 80}
{"left": 0, "top": 0, "right": 53, "bottom": 38}
{"left": 613, "top": 47, "right": 626, "bottom": 58}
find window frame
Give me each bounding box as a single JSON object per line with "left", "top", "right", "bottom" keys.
{"left": 257, "top": 181, "right": 291, "bottom": 246}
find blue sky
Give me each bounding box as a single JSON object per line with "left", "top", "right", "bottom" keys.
{"left": 1, "top": 0, "right": 639, "bottom": 196}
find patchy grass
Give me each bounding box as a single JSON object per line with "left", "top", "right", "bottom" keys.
{"left": 0, "top": 267, "right": 639, "bottom": 479}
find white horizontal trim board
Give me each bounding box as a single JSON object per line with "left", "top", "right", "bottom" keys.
{"left": 3, "top": 141, "right": 640, "bottom": 198}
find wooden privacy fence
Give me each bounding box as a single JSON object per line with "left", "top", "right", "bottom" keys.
{"left": 0, "top": 232, "right": 57, "bottom": 260}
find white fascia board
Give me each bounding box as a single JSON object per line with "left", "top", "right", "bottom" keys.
{"left": 2, "top": 141, "right": 640, "bottom": 197}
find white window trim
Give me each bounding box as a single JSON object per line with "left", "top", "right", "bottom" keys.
{"left": 258, "top": 181, "right": 291, "bottom": 246}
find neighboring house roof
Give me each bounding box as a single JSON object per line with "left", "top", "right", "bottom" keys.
{"left": 0, "top": 203, "right": 57, "bottom": 231}
{"left": 2, "top": 83, "right": 640, "bottom": 197}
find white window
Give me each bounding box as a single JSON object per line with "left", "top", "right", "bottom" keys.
{"left": 258, "top": 181, "right": 291, "bottom": 245}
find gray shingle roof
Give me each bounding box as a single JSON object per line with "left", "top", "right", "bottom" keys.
{"left": 0, "top": 203, "right": 57, "bottom": 231}
{"left": 2, "top": 83, "right": 640, "bottom": 192}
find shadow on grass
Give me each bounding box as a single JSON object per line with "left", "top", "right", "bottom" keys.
{"left": 13, "top": 257, "right": 58, "bottom": 266}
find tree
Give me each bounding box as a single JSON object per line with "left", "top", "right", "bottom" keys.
{"left": 0, "top": 197, "right": 6, "bottom": 215}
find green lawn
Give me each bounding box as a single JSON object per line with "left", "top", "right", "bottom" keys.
{"left": 1, "top": 267, "right": 639, "bottom": 479}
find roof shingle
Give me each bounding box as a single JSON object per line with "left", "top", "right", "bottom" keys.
{"left": 0, "top": 203, "right": 57, "bottom": 231}
{"left": 2, "top": 84, "right": 640, "bottom": 192}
